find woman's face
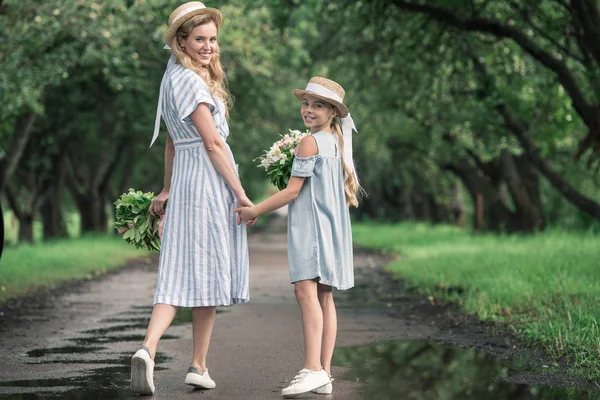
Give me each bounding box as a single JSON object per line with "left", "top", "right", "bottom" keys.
{"left": 181, "top": 21, "right": 218, "bottom": 66}
{"left": 301, "top": 94, "right": 337, "bottom": 132}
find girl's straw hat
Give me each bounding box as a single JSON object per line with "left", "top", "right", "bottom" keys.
{"left": 292, "top": 77, "right": 349, "bottom": 118}
{"left": 165, "top": 2, "right": 223, "bottom": 45}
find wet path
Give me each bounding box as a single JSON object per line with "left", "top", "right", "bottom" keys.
{"left": 0, "top": 230, "right": 596, "bottom": 399}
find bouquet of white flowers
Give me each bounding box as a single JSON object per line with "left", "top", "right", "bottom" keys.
{"left": 113, "top": 188, "right": 164, "bottom": 252}
{"left": 256, "top": 129, "right": 310, "bottom": 191}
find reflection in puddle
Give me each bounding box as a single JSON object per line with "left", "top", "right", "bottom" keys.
{"left": 334, "top": 340, "right": 596, "bottom": 400}
{"left": 0, "top": 365, "right": 136, "bottom": 399}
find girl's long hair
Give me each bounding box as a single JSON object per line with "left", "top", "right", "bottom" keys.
{"left": 169, "top": 14, "right": 231, "bottom": 116}
{"left": 331, "top": 118, "right": 361, "bottom": 207}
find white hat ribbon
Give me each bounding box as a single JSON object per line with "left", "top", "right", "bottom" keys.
{"left": 341, "top": 113, "right": 358, "bottom": 182}
{"left": 149, "top": 54, "right": 175, "bottom": 147}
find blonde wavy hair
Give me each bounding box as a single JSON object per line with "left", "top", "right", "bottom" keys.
{"left": 330, "top": 117, "right": 361, "bottom": 207}
{"left": 169, "top": 14, "right": 231, "bottom": 116}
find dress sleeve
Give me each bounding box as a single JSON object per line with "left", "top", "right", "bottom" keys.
{"left": 291, "top": 156, "right": 317, "bottom": 177}
{"left": 174, "top": 71, "right": 216, "bottom": 124}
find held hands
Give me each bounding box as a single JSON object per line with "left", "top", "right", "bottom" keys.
{"left": 234, "top": 206, "right": 258, "bottom": 224}
{"left": 235, "top": 192, "right": 258, "bottom": 227}
{"left": 149, "top": 190, "right": 169, "bottom": 216}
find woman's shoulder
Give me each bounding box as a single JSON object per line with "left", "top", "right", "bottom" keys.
{"left": 167, "top": 63, "right": 208, "bottom": 88}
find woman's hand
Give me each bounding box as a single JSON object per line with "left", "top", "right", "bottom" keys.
{"left": 234, "top": 206, "right": 258, "bottom": 223}
{"left": 150, "top": 190, "right": 169, "bottom": 216}
{"left": 235, "top": 192, "right": 258, "bottom": 226}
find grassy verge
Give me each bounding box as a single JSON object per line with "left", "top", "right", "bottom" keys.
{"left": 352, "top": 222, "right": 600, "bottom": 380}
{"left": 0, "top": 235, "right": 148, "bottom": 302}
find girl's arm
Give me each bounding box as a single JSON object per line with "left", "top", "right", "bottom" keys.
{"left": 149, "top": 134, "right": 175, "bottom": 216}
{"left": 236, "top": 135, "right": 318, "bottom": 220}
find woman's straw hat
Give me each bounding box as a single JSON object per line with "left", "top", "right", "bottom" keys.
{"left": 165, "top": 2, "right": 223, "bottom": 46}
{"left": 292, "top": 77, "right": 349, "bottom": 118}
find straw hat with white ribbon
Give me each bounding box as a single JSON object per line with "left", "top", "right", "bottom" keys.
{"left": 165, "top": 2, "right": 222, "bottom": 46}
{"left": 292, "top": 77, "right": 359, "bottom": 181}
{"left": 292, "top": 77, "right": 349, "bottom": 118}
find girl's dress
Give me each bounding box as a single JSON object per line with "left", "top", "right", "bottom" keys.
{"left": 287, "top": 131, "right": 354, "bottom": 290}
{"left": 153, "top": 62, "right": 249, "bottom": 307}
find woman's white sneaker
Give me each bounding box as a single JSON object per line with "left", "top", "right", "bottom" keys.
{"left": 312, "top": 377, "right": 333, "bottom": 394}
{"left": 130, "top": 346, "right": 155, "bottom": 395}
{"left": 184, "top": 366, "right": 216, "bottom": 389}
{"left": 282, "top": 368, "right": 330, "bottom": 397}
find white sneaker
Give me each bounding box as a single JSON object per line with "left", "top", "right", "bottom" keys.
{"left": 282, "top": 368, "right": 330, "bottom": 397}
{"left": 312, "top": 377, "right": 333, "bottom": 394}
{"left": 131, "top": 346, "right": 155, "bottom": 395}
{"left": 185, "top": 366, "right": 216, "bottom": 389}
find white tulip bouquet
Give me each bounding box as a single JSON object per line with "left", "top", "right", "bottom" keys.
{"left": 113, "top": 188, "right": 164, "bottom": 252}
{"left": 255, "top": 129, "right": 310, "bottom": 191}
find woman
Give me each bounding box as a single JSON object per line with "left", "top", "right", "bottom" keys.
{"left": 130, "top": 2, "right": 253, "bottom": 395}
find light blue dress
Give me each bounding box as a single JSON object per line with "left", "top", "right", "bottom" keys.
{"left": 287, "top": 131, "right": 354, "bottom": 290}
{"left": 153, "top": 61, "right": 249, "bottom": 307}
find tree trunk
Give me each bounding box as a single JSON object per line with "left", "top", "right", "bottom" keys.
{"left": 452, "top": 180, "right": 467, "bottom": 228}
{"left": 41, "top": 194, "right": 68, "bottom": 239}
{"left": 0, "top": 201, "right": 4, "bottom": 260}
{"left": 74, "top": 192, "right": 107, "bottom": 234}
{"left": 0, "top": 112, "right": 37, "bottom": 193}
{"left": 496, "top": 103, "right": 600, "bottom": 221}
{"left": 41, "top": 154, "right": 69, "bottom": 240}
{"left": 499, "top": 150, "right": 545, "bottom": 232}
{"left": 444, "top": 158, "right": 520, "bottom": 233}
{"left": 18, "top": 213, "right": 35, "bottom": 243}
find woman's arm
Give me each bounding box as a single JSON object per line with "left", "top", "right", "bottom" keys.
{"left": 163, "top": 134, "right": 175, "bottom": 192}
{"left": 191, "top": 103, "right": 246, "bottom": 199}
{"left": 149, "top": 134, "right": 175, "bottom": 216}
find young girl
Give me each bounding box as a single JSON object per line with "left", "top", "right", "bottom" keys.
{"left": 235, "top": 76, "right": 360, "bottom": 397}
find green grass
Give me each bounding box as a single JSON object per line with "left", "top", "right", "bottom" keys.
{"left": 0, "top": 235, "right": 148, "bottom": 302}
{"left": 352, "top": 222, "right": 600, "bottom": 380}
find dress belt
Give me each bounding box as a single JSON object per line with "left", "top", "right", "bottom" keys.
{"left": 173, "top": 138, "right": 204, "bottom": 151}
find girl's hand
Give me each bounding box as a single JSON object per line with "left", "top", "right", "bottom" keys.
{"left": 235, "top": 193, "right": 258, "bottom": 226}
{"left": 234, "top": 206, "right": 258, "bottom": 223}
{"left": 150, "top": 190, "right": 169, "bottom": 216}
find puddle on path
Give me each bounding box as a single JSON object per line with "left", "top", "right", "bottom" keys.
{"left": 0, "top": 305, "right": 234, "bottom": 398}
{"left": 333, "top": 339, "right": 597, "bottom": 400}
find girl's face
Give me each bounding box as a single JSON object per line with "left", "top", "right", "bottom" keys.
{"left": 301, "top": 94, "right": 337, "bottom": 133}
{"left": 180, "top": 21, "right": 218, "bottom": 66}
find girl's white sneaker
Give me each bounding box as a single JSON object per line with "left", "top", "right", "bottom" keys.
{"left": 282, "top": 368, "right": 330, "bottom": 397}
{"left": 184, "top": 366, "right": 216, "bottom": 389}
{"left": 312, "top": 377, "right": 333, "bottom": 394}
{"left": 130, "top": 346, "right": 155, "bottom": 395}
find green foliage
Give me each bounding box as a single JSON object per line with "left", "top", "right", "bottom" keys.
{"left": 114, "top": 189, "right": 161, "bottom": 251}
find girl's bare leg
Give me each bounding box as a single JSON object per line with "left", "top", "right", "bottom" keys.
{"left": 317, "top": 283, "right": 337, "bottom": 376}
{"left": 294, "top": 279, "right": 323, "bottom": 371}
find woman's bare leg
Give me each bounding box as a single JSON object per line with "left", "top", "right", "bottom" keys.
{"left": 142, "top": 303, "right": 179, "bottom": 359}
{"left": 191, "top": 306, "right": 217, "bottom": 371}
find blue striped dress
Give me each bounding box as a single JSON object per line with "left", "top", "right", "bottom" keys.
{"left": 153, "top": 61, "right": 249, "bottom": 307}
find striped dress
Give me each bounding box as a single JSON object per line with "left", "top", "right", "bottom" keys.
{"left": 153, "top": 61, "right": 249, "bottom": 307}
